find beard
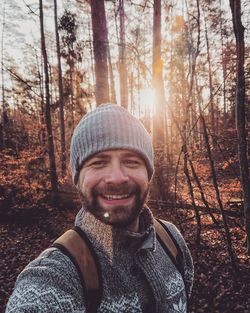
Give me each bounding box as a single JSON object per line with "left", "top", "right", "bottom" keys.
{"left": 80, "top": 182, "right": 149, "bottom": 229}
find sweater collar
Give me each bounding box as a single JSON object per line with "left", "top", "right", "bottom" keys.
{"left": 74, "top": 206, "right": 156, "bottom": 256}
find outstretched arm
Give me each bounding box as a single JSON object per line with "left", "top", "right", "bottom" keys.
{"left": 6, "top": 248, "right": 86, "bottom": 313}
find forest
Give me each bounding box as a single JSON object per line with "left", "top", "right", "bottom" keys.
{"left": 0, "top": 0, "right": 250, "bottom": 312}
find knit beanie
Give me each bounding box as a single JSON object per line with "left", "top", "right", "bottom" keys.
{"left": 70, "top": 103, "right": 154, "bottom": 185}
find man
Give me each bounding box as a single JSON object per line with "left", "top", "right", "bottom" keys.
{"left": 6, "top": 104, "right": 194, "bottom": 313}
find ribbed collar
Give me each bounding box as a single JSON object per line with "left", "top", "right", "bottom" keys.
{"left": 75, "top": 206, "right": 156, "bottom": 258}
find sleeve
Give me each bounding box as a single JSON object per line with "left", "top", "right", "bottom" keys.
{"left": 163, "top": 222, "right": 194, "bottom": 298}
{"left": 5, "top": 248, "right": 87, "bottom": 313}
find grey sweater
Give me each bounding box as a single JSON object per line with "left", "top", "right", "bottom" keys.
{"left": 6, "top": 207, "right": 194, "bottom": 313}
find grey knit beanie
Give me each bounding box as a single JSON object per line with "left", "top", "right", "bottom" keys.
{"left": 70, "top": 103, "right": 154, "bottom": 185}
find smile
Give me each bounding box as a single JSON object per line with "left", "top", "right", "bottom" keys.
{"left": 98, "top": 193, "right": 135, "bottom": 206}
{"left": 102, "top": 194, "right": 131, "bottom": 200}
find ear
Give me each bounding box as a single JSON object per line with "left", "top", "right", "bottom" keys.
{"left": 76, "top": 170, "right": 83, "bottom": 191}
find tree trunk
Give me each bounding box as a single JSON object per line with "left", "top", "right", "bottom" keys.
{"left": 137, "top": 64, "right": 141, "bottom": 116}
{"left": 152, "top": 0, "right": 165, "bottom": 145}
{"left": 90, "top": 0, "right": 109, "bottom": 105}
{"left": 39, "top": 0, "right": 58, "bottom": 195}
{"left": 220, "top": 0, "right": 227, "bottom": 126}
{"left": 36, "top": 50, "right": 46, "bottom": 146}
{"left": 118, "top": 0, "right": 128, "bottom": 109}
{"left": 204, "top": 17, "right": 216, "bottom": 145}
{"left": 229, "top": 0, "right": 250, "bottom": 255}
{"left": 183, "top": 147, "right": 201, "bottom": 244}
{"left": 107, "top": 41, "right": 116, "bottom": 104}
{"left": 54, "top": 0, "right": 66, "bottom": 177}
{"left": 129, "top": 71, "right": 134, "bottom": 113}
{"left": 188, "top": 0, "right": 200, "bottom": 100}
{"left": 1, "top": 3, "right": 6, "bottom": 148}
{"left": 88, "top": 17, "right": 95, "bottom": 89}
{"left": 69, "top": 59, "right": 75, "bottom": 130}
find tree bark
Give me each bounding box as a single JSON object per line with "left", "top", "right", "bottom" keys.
{"left": 1, "top": 3, "right": 6, "bottom": 148}
{"left": 36, "top": 49, "right": 46, "bottom": 146}
{"left": 90, "top": 0, "right": 109, "bottom": 105}
{"left": 107, "top": 40, "right": 116, "bottom": 104}
{"left": 54, "top": 0, "right": 66, "bottom": 177}
{"left": 129, "top": 71, "right": 134, "bottom": 114}
{"left": 152, "top": 0, "right": 165, "bottom": 145}
{"left": 229, "top": 0, "right": 250, "bottom": 255}
{"left": 118, "top": 0, "right": 128, "bottom": 109}
{"left": 219, "top": 0, "right": 227, "bottom": 126}
{"left": 204, "top": 17, "right": 216, "bottom": 145}
{"left": 39, "top": 0, "right": 58, "bottom": 194}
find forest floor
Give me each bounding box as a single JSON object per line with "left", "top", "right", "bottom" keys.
{"left": 1, "top": 193, "right": 250, "bottom": 313}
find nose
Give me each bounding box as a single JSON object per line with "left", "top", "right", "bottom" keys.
{"left": 104, "top": 163, "right": 129, "bottom": 185}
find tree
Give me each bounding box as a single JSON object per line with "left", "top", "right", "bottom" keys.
{"left": 1, "top": 1, "right": 6, "bottom": 148}
{"left": 54, "top": 0, "right": 66, "bottom": 177}
{"left": 89, "top": 0, "right": 109, "bottom": 105}
{"left": 204, "top": 17, "right": 216, "bottom": 144}
{"left": 118, "top": 0, "right": 128, "bottom": 108}
{"left": 229, "top": 0, "right": 250, "bottom": 255}
{"left": 152, "top": 0, "right": 165, "bottom": 145}
{"left": 59, "top": 10, "right": 78, "bottom": 129}
{"left": 39, "top": 0, "right": 58, "bottom": 195}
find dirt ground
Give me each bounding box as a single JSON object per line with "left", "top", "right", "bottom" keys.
{"left": 1, "top": 204, "right": 250, "bottom": 313}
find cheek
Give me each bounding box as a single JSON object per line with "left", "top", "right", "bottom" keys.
{"left": 80, "top": 171, "right": 102, "bottom": 195}
{"left": 130, "top": 170, "right": 149, "bottom": 189}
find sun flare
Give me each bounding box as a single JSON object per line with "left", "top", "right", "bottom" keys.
{"left": 139, "top": 88, "right": 155, "bottom": 116}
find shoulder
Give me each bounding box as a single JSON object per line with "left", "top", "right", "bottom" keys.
{"left": 6, "top": 247, "right": 85, "bottom": 313}
{"left": 157, "top": 219, "right": 194, "bottom": 296}
{"left": 157, "top": 219, "right": 191, "bottom": 261}
{"left": 158, "top": 220, "right": 187, "bottom": 249}
{"left": 21, "top": 247, "right": 79, "bottom": 281}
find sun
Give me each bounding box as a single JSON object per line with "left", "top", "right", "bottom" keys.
{"left": 139, "top": 87, "right": 155, "bottom": 116}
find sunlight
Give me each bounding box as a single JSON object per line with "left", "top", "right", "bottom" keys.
{"left": 139, "top": 87, "right": 155, "bottom": 116}
{"left": 140, "top": 88, "right": 155, "bottom": 107}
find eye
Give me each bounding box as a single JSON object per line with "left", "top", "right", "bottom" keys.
{"left": 90, "top": 160, "right": 107, "bottom": 168}
{"left": 124, "top": 159, "right": 141, "bottom": 167}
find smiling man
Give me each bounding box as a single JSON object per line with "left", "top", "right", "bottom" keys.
{"left": 78, "top": 149, "right": 149, "bottom": 231}
{"left": 6, "top": 104, "right": 194, "bottom": 313}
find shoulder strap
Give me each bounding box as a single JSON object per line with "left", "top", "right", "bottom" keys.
{"left": 52, "top": 226, "right": 101, "bottom": 313}
{"left": 52, "top": 220, "right": 185, "bottom": 312}
{"left": 154, "top": 218, "right": 184, "bottom": 277}
{"left": 154, "top": 218, "right": 189, "bottom": 312}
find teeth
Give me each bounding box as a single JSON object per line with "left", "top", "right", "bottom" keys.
{"left": 104, "top": 194, "right": 130, "bottom": 200}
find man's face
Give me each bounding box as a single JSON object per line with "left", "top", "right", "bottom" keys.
{"left": 78, "top": 149, "right": 149, "bottom": 231}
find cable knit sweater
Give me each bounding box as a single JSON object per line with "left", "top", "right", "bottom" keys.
{"left": 6, "top": 207, "right": 194, "bottom": 313}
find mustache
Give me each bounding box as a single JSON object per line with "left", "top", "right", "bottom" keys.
{"left": 92, "top": 183, "right": 139, "bottom": 196}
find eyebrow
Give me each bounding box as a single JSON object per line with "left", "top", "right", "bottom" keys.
{"left": 91, "top": 153, "right": 111, "bottom": 159}
{"left": 84, "top": 153, "right": 111, "bottom": 165}
{"left": 85, "top": 151, "right": 143, "bottom": 164}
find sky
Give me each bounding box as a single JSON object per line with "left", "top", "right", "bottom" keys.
{"left": 1, "top": 1, "right": 60, "bottom": 64}
{"left": 0, "top": 0, "right": 249, "bottom": 116}
{"left": 1, "top": 0, "right": 249, "bottom": 71}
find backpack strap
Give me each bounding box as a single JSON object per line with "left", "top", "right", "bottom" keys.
{"left": 52, "top": 226, "right": 101, "bottom": 313}
{"left": 154, "top": 218, "right": 184, "bottom": 277}
{"left": 52, "top": 220, "right": 185, "bottom": 313}
{"left": 154, "top": 218, "right": 189, "bottom": 312}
